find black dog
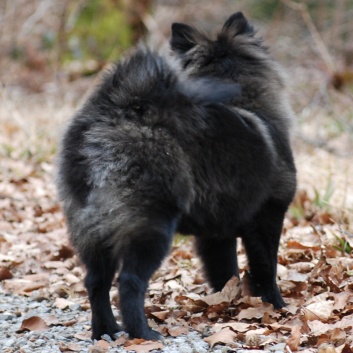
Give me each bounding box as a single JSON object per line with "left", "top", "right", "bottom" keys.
{"left": 57, "top": 12, "right": 296, "bottom": 341}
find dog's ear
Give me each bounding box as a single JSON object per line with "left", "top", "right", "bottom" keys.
{"left": 171, "top": 23, "right": 204, "bottom": 53}
{"left": 222, "top": 12, "right": 254, "bottom": 37}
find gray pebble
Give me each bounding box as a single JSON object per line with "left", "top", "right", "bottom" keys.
{"left": 34, "top": 338, "right": 46, "bottom": 346}
{"left": 69, "top": 303, "right": 81, "bottom": 311}
{"left": 0, "top": 314, "right": 14, "bottom": 321}
{"left": 3, "top": 338, "right": 15, "bottom": 347}
{"left": 18, "top": 339, "right": 28, "bottom": 346}
{"left": 42, "top": 333, "right": 55, "bottom": 339}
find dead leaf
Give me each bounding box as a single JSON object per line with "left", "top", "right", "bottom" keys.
{"left": 168, "top": 326, "right": 189, "bottom": 336}
{"left": 74, "top": 331, "right": 92, "bottom": 341}
{"left": 286, "top": 240, "right": 321, "bottom": 251}
{"left": 64, "top": 343, "right": 82, "bottom": 352}
{"left": 214, "top": 322, "right": 254, "bottom": 333}
{"left": 42, "top": 261, "right": 66, "bottom": 269}
{"left": 202, "top": 276, "right": 240, "bottom": 305}
{"left": 304, "top": 300, "right": 334, "bottom": 321}
{"left": 0, "top": 266, "right": 13, "bottom": 280}
{"left": 204, "top": 327, "right": 238, "bottom": 348}
{"left": 150, "top": 310, "right": 169, "bottom": 321}
{"left": 124, "top": 340, "right": 164, "bottom": 353}
{"left": 338, "top": 344, "right": 353, "bottom": 353}
{"left": 112, "top": 333, "right": 129, "bottom": 346}
{"left": 318, "top": 343, "right": 338, "bottom": 353}
{"left": 237, "top": 302, "right": 277, "bottom": 321}
{"left": 95, "top": 340, "right": 110, "bottom": 349}
{"left": 332, "top": 292, "right": 352, "bottom": 312}
{"left": 17, "top": 316, "right": 49, "bottom": 332}
{"left": 55, "top": 297, "right": 75, "bottom": 309}
{"left": 286, "top": 325, "right": 301, "bottom": 351}
{"left": 3, "top": 273, "right": 49, "bottom": 294}
{"left": 88, "top": 346, "right": 106, "bottom": 353}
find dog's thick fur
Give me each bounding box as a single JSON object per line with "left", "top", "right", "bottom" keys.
{"left": 57, "top": 12, "right": 296, "bottom": 341}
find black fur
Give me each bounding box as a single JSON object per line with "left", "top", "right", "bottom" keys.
{"left": 57, "top": 13, "right": 296, "bottom": 341}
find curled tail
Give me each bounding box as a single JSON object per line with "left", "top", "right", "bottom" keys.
{"left": 98, "top": 48, "right": 241, "bottom": 109}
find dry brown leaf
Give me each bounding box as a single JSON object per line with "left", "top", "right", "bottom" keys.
{"left": 174, "top": 295, "right": 208, "bottom": 313}
{"left": 202, "top": 276, "right": 239, "bottom": 306}
{"left": 44, "top": 315, "right": 78, "bottom": 328}
{"left": 3, "top": 273, "right": 49, "bottom": 294}
{"left": 55, "top": 297, "right": 75, "bottom": 309}
{"left": 64, "top": 273, "right": 81, "bottom": 285}
{"left": 317, "top": 343, "right": 338, "bottom": 353}
{"left": 124, "top": 340, "right": 164, "bottom": 353}
{"left": 237, "top": 302, "right": 277, "bottom": 321}
{"left": 95, "top": 340, "right": 110, "bottom": 349}
{"left": 204, "top": 327, "right": 238, "bottom": 348}
{"left": 42, "top": 261, "right": 67, "bottom": 269}
{"left": 286, "top": 240, "right": 321, "bottom": 251}
{"left": 168, "top": 326, "right": 189, "bottom": 337}
{"left": 304, "top": 300, "right": 334, "bottom": 321}
{"left": 0, "top": 266, "right": 13, "bottom": 280}
{"left": 286, "top": 325, "right": 301, "bottom": 351}
{"left": 265, "top": 322, "right": 296, "bottom": 332}
{"left": 289, "top": 262, "right": 315, "bottom": 273}
{"left": 328, "top": 328, "right": 347, "bottom": 346}
{"left": 66, "top": 343, "right": 82, "bottom": 351}
{"left": 214, "top": 322, "right": 255, "bottom": 333}
{"left": 338, "top": 343, "right": 353, "bottom": 353}
{"left": 239, "top": 295, "right": 263, "bottom": 307}
{"left": 74, "top": 331, "right": 92, "bottom": 341}
{"left": 306, "top": 320, "right": 331, "bottom": 335}
{"left": 150, "top": 310, "right": 170, "bottom": 321}
{"left": 332, "top": 292, "right": 352, "bottom": 312}
{"left": 307, "top": 316, "right": 353, "bottom": 336}
{"left": 285, "top": 269, "right": 308, "bottom": 282}
{"left": 112, "top": 333, "right": 129, "bottom": 346}
{"left": 18, "top": 316, "right": 49, "bottom": 332}
{"left": 88, "top": 346, "right": 106, "bottom": 353}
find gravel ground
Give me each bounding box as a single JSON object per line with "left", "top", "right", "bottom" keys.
{"left": 0, "top": 290, "right": 273, "bottom": 353}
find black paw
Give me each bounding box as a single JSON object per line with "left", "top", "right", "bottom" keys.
{"left": 261, "top": 288, "right": 287, "bottom": 309}
{"left": 129, "top": 328, "right": 163, "bottom": 341}
{"left": 263, "top": 294, "right": 287, "bottom": 309}
{"left": 144, "top": 329, "right": 164, "bottom": 341}
{"left": 248, "top": 276, "right": 286, "bottom": 309}
{"left": 91, "top": 323, "right": 122, "bottom": 340}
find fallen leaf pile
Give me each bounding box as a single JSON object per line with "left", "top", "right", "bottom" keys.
{"left": 1, "top": 155, "right": 353, "bottom": 352}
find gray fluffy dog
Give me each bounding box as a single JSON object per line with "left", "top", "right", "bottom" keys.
{"left": 57, "top": 12, "right": 296, "bottom": 340}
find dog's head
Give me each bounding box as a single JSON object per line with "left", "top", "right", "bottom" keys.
{"left": 170, "top": 12, "right": 272, "bottom": 80}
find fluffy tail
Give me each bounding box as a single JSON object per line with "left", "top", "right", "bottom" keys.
{"left": 98, "top": 48, "right": 240, "bottom": 108}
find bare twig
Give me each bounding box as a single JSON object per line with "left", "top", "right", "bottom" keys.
{"left": 19, "top": 0, "right": 53, "bottom": 39}
{"left": 281, "top": 0, "right": 336, "bottom": 74}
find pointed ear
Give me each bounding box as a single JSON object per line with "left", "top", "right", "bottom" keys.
{"left": 171, "top": 23, "right": 203, "bottom": 53}
{"left": 222, "top": 12, "right": 254, "bottom": 37}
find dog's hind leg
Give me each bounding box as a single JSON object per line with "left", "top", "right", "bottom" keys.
{"left": 195, "top": 237, "right": 238, "bottom": 292}
{"left": 118, "top": 216, "right": 177, "bottom": 340}
{"left": 241, "top": 199, "right": 288, "bottom": 309}
{"left": 82, "top": 246, "right": 121, "bottom": 340}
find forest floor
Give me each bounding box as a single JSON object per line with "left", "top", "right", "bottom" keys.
{"left": 0, "top": 65, "right": 353, "bottom": 353}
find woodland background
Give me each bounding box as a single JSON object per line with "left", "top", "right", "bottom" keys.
{"left": 0, "top": 0, "right": 353, "bottom": 352}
